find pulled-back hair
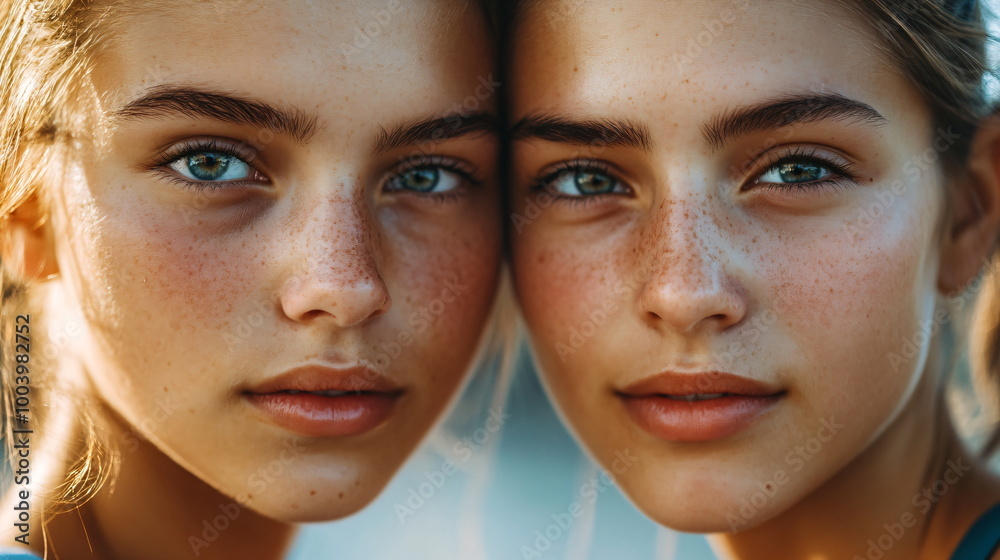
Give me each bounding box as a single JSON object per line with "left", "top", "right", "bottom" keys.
{"left": 841, "top": 0, "right": 1000, "bottom": 457}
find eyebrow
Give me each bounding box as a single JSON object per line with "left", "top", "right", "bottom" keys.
{"left": 109, "top": 86, "right": 319, "bottom": 143}
{"left": 511, "top": 114, "right": 652, "bottom": 151}
{"left": 702, "top": 93, "right": 887, "bottom": 150}
{"left": 373, "top": 112, "right": 500, "bottom": 153}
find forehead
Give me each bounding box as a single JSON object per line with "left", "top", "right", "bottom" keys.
{"left": 513, "top": 0, "right": 923, "bottom": 126}
{"left": 90, "top": 0, "right": 492, "bottom": 126}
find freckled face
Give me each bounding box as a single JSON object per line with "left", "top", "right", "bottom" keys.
{"left": 511, "top": 0, "right": 946, "bottom": 530}
{"left": 49, "top": 0, "right": 501, "bottom": 522}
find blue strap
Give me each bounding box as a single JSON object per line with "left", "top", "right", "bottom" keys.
{"left": 0, "top": 552, "right": 42, "bottom": 560}
{"left": 951, "top": 501, "right": 1000, "bottom": 560}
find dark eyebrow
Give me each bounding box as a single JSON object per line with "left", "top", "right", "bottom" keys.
{"left": 109, "top": 86, "right": 319, "bottom": 143}
{"left": 511, "top": 114, "right": 652, "bottom": 151}
{"left": 703, "top": 93, "right": 887, "bottom": 150}
{"left": 373, "top": 112, "right": 500, "bottom": 153}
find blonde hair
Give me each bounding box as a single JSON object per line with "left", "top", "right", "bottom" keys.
{"left": 0, "top": 0, "right": 123, "bottom": 520}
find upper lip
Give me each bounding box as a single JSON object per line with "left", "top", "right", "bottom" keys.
{"left": 617, "top": 371, "right": 784, "bottom": 397}
{"left": 244, "top": 365, "right": 404, "bottom": 395}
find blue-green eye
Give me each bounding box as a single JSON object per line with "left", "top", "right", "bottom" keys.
{"left": 168, "top": 151, "right": 252, "bottom": 182}
{"left": 546, "top": 167, "right": 624, "bottom": 196}
{"left": 387, "top": 166, "right": 462, "bottom": 193}
{"left": 757, "top": 160, "right": 832, "bottom": 184}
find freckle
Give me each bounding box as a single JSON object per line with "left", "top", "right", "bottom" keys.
{"left": 163, "top": 387, "right": 168, "bottom": 392}
{"left": 310, "top": 490, "right": 316, "bottom": 496}
{"left": 292, "top": 504, "right": 298, "bottom": 509}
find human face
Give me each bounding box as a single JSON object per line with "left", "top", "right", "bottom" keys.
{"left": 510, "top": 0, "right": 950, "bottom": 531}
{"left": 47, "top": 0, "right": 501, "bottom": 522}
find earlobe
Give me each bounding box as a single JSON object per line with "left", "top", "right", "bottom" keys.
{"left": 938, "top": 117, "right": 1000, "bottom": 295}
{"left": 2, "top": 193, "right": 59, "bottom": 283}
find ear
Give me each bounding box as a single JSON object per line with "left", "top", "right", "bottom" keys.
{"left": 2, "top": 192, "right": 59, "bottom": 282}
{"left": 938, "top": 117, "right": 1000, "bottom": 294}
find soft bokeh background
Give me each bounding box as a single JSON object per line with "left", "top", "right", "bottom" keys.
{"left": 288, "top": 3, "right": 1000, "bottom": 558}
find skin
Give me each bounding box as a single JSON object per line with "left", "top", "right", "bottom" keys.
{"left": 0, "top": 0, "right": 501, "bottom": 558}
{"left": 509, "top": 0, "right": 1000, "bottom": 558}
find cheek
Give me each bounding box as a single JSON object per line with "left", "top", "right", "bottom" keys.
{"left": 762, "top": 196, "right": 939, "bottom": 433}
{"left": 512, "top": 223, "right": 642, "bottom": 401}
{"left": 384, "top": 207, "right": 502, "bottom": 382}
{"left": 513, "top": 230, "right": 616, "bottom": 350}
{"left": 103, "top": 207, "right": 261, "bottom": 320}
{"left": 46, "top": 190, "right": 264, "bottom": 460}
{"left": 75, "top": 209, "right": 262, "bottom": 398}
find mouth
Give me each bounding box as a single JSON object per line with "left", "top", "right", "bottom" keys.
{"left": 616, "top": 371, "right": 785, "bottom": 442}
{"left": 244, "top": 366, "right": 404, "bottom": 438}
{"left": 660, "top": 393, "right": 730, "bottom": 401}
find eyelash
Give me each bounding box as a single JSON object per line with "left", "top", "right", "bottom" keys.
{"left": 748, "top": 146, "right": 860, "bottom": 194}
{"left": 529, "top": 159, "right": 629, "bottom": 206}
{"left": 149, "top": 139, "right": 264, "bottom": 191}
{"left": 528, "top": 148, "right": 860, "bottom": 205}
{"left": 150, "top": 142, "right": 481, "bottom": 201}
{"left": 384, "top": 155, "right": 482, "bottom": 202}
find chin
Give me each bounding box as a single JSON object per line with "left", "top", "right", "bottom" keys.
{"left": 226, "top": 458, "right": 404, "bottom": 524}
{"left": 617, "top": 466, "right": 795, "bottom": 534}
{"left": 246, "top": 477, "right": 395, "bottom": 523}
{"left": 647, "top": 506, "right": 765, "bottom": 534}
{"left": 630, "top": 496, "right": 783, "bottom": 534}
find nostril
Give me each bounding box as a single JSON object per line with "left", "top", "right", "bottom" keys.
{"left": 299, "top": 309, "right": 326, "bottom": 322}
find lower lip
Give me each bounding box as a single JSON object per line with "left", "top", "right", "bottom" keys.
{"left": 246, "top": 392, "right": 401, "bottom": 437}
{"left": 620, "top": 394, "right": 782, "bottom": 442}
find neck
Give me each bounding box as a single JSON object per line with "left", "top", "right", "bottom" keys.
{"left": 709, "top": 355, "right": 1000, "bottom": 560}
{"left": 42, "top": 409, "right": 297, "bottom": 560}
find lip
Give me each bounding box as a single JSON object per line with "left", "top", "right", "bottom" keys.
{"left": 617, "top": 371, "right": 785, "bottom": 442}
{"left": 244, "top": 366, "right": 404, "bottom": 437}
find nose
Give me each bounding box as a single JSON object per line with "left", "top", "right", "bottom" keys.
{"left": 636, "top": 196, "right": 746, "bottom": 334}
{"left": 278, "top": 193, "right": 391, "bottom": 328}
